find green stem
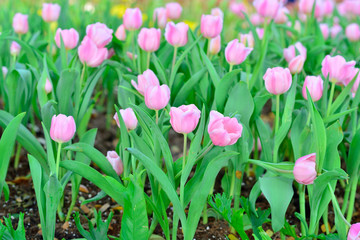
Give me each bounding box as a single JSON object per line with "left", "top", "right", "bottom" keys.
{"left": 56, "top": 143, "right": 62, "bottom": 178}
{"left": 327, "top": 81, "right": 336, "bottom": 117}
{"left": 131, "top": 136, "right": 136, "bottom": 175}
{"left": 180, "top": 134, "right": 187, "bottom": 207}
{"left": 346, "top": 175, "right": 358, "bottom": 223}
{"left": 323, "top": 209, "right": 330, "bottom": 234}
{"left": 202, "top": 204, "right": 208, "bottom": 224}
{"left": 155, "top": 110, "right": 159, "bottom": 125}
{"left": 131, "top": 30, "right": 136, "bottom": 70}
{"left": 229, "top": 167, "right": 236, "bottom": 198}
{"left": 171, "top": 46, "right": 178, "bottom": 76}
{"left": 328, "top": 183, "right": 351, "bottom": 228}
{"left": 14, "top": 143, "right": 22, "bottom": 169}
{"left": 11, "top": 55, "right": 16, "bottom": 69}
{"left": 229, "top": 64, "right": 233, "bottom": 73}
{"left": 299, "top": 184, "right": 306, "bottom": 236}
{"left": 65, "top": 188, "right": 78, "bottom": 222}
{"left": 147, "top": 51, "right": 151, "bottom": 70}
{"left": 48, "top": 23, "right": 53, "bottom": 56}
{"left": 273, "top": 94, "right": 280, "bottom": 163}
{"left": 80, "top": 64, "right": 86, "bottom": 89}
{"left": 342, "top": 183, "right": 351, "bottom": 214}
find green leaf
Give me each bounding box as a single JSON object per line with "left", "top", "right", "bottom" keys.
{"left": 247, "top": 159, "right": 294, "bottom": 178}
{"left": 74, "top": 210, "right": 113, "bottom": 240}
{"left": 200, "top": 48, "right": 220, "bottom": 87}
{"left": 346, "top": 128, "right": 360, "bottom": 180}
{"left": 56, "top": 69, "right": 78, "bottom": 115}
{"left": 215, "top": 69, "right": 242, "bottom": 112}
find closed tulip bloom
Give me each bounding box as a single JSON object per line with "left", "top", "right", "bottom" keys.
{"left": 2, "top": 67, "right": 8, "bottom": 79}
{"left": 138, "top": 28, "right": 161, "bottom": 52}
{"left": 250, "top": 13, "right": 264, "bottom": 26}
{"left": 274, "top": 7, "right": 289, "bottom": 24}
{"left": 153, "top": 8, "right": 168, "bottom": 29}
{"left": 299, "top": 0, "right": 315, "bottom": 15}
{"left": 211, "top": 8, "right": 224, "bottom": 19}
{"left": 123, "top": 8, "right": 143, "bottom": 30}
{"left": 144, "top": 85, "right": 171, "bottom": 110}
{"left": 165, "top": 22, "right": 189, "bottom": 47}
{"left": 209, "top": 36, "right": 221, "bottom": 55}
{"left": 106, "top": 151, "right": 123, "bottom": 175}
{"left": 293, "top": 153, "right": 317, "bottom": 185}
{"left": 256, "top": 28, "right": 264, "bottom": 40}
{"left": 289, "top": 56, "right": 305, "bottom": 74}
{"left": 225, "top": 39, "right": 253, "bottom": 65}
{"left": 12, "top": 13, "right": 28, "bottom": 34}
{"left": 321, "top": 55, "right": 356, "bottom": 84}
{"left": 351, "top": 72, "right": 360, "bottom": 97}
{"left": 115, "top": 24, "right": 126, "bottom": 41}
{"left": 55, "top": 28, "right": 79, "bottom": 50}
{"left": 240, "top": 33, "right": 254, "bottom": 48}
{"left": 86, "top": 23, "right": 113, "bottom": 48}
{"left": 50, "top": 114, "right": 76, "bottom": 143}
{"left": 346, "top": 23, "right": 360, "bottom": 42}
{"left": 113, "top": 108, "right": 138, "bottom": 131}
{"left": 348, "top": 223, "right": 360, "bottom": 240}
{"left": 201, "top": 14, "right": 223, "bottom": 38}
{"left": 208, "top": 110, "right": 243, "bottom": 147}
{"left": 320, "top": 23, "right": 329, "bottom": 39}
{"left": 10, "top": 41, "right": 21, "bottom": 56}
{"left": 42, "top": 3, "right": 61, "bottom": 22}
{"left": 78, "top": 36, "right": 108, "bottom": 67}
{"left": 283, "top": 42, "right": 307, "bottom": 63}
{"left": 263, "top": 67, "right": 292, "bottom": 95}
{"left": 345, "top": 0, "right": 360, "bottom": 16}
{"left": 229, "top": 2, "right": 247, "bottom": 18}
{"left": 126, "top": 51, "right": 137, "bottom": 60}
{"left": 253, "top": 0, "right": 280, "bottom": 18}
{"left": 330, "top": 24, "right": 342, "bottom": 38}
{"left": 323, "top": 0, "right": 334, "bottom": 16}
{"left": 166, "top": 2, "right": 182, "bottom": 20}
{"left": 131, "top": 69, "right": 160, "bottom": 95}
{"left": 45, "top": 78, "right": 53, "bottom": 94}
{"left": 302, "top": 76, "right": 324, "bottom": 101}
{"left": 170, "top": 104, "right": 201, "bottom": 134}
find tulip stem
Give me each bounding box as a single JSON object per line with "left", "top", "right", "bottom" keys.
{"left": 327, "top": 81, "right": 336, "bottom": 117}
{"left": 48, "top": 23, "right": 53, "bottom": 57}
{"left": 147, "top": 51, "right": 151, "bottom": 69}
{"left": 171, "top": 46, "right": 178, "bottom": 77}
{"left": 56, "top": 143, "right": 62, "bottom": 178}
{"left": 299, "top": 184, "right": 306, "bottom": 236}
{"left": 155, "top": 110, "right": 159, "bottom": 125}
{"left": 275, "top": 94, "right": 280, "bottom": 134}
{"left": 229, "top": 64, "right": 233, "bottom": 73}
{"left": 13, "top": 143, "right": 22, "bottom": 169}
{"left": 328, "top": 183, "right": 351, "bottom": 228}
{"left": 80, "top": 64, "right": 86, "bottom": 89}
{"left": 180, "top": 133, "right": 187, "bottom": 208}
{"left": 131, "top": 30, "right": 137, "bottom": 71}
{"left": 346, "top": 175, "right": 359, "bottom": 224}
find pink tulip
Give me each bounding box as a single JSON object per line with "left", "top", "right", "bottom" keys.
{"left": 115, "top": 24, "right": 126, "bottom": 41}
{"left": 131, "top": 69, "right": 160, "bottom": 96}
{"left": 229, "top": 2, "right": 247, "bottom": 18}
{"left": 106, "top": 151, "right": 123, "bottom": 175}
{"left": 200, "top": 14, "right": 223, "bottom": 38}
{"left": 346, "top": 23, "right": 360, "bottom": 42}
{"left": 299, "top": 0, "right": 315, "bottom": 15}
{"left": 250, "top": 13, "right": 264, "bottom": 26}
{"left": 153, "top": 7, "right": 168, "bottom": 29}
{"left": 138, "top": 28, "right": 161, "bottom": 52}
{"left": 50, "top": 114, "right": 76, "bottom": 143}
{"left": 2, "top": 67, "right": 8, "bottom": 79}
{"left": 321, "top": 55, "right": 356, "bottom": 85}
{"left": 283, "top": 42, "right": 307, "bottom": 63}
{"left": 351, "top": 72, "right": 360, "bottom": 97}
{"left": 263, "top": 67, "right": 292, "bottom": 95}
{"left": 211, "top": 8, "right": 224, "bottom": 19}
{"left": 166, "top": 2, "right": 182, "bottom": 20}
{"left": 86, "top": 22, "right": 113, "bottom": 48}
{"left": 113, "top": 108, "right": 138, "bottom": 131}
{"left": 12, "top": 13, "right": 28, "bottom": 34}
{"left": 55, "top": 28, "right": 79, "bottom": 50}
{"left": 225, "top": 39, "right": 253, "bottom": 66}
{"left": 289, "top": 56, "right": 305, "bottom": 74}
{"left": 330, "top": 24, "right": 342, "bottom": 38}
{"left": 123, "top": 8, "right": 143, "bottom": 30}
{"left": 320, "top": 23, "right": 329, "bottom": 40}
{"left": 240, "top": 33, "right": 254, "bottom": 48}
{"left": 345, "top": 0, "right": 360, "bottom": 16}
{"left": 45, "top": 78, "right": 53, "bottom": 94}
{"left": 322, "top": 0, "right": 334, "bottom": 16}
{"left": 302, "top": 76, "right": 324, "bottom": 101}
{"left": 256, "top": 28, "right": 264, "bottom": 40}
{"left": 253, "top": 0, "right": 280, "bottom": 18}
{"left": 208, "top": 110, "right": 243, "bottom": 147}
{"left": 144, "top": 85, "right": 171, "bottom": 110}
{"left": 78, "top": 36, "right": 108, "bottom": 67}
{"left": 169, "top": 104, "right": 201, "bottom": 134}
{"left": 209, "top": 36, "right": 221, "bottom": 55}
{"left": 348, "top": 223, "right": 360, "bottom": 240}
{"left": 126, "top": 51, "right": 137, "bottom": 60}
{"left": 274, "top": 7, "right": 289, "bottom": 24}
{"left": 293, "top": 153, "right": 317, "bottom": 185}
{"left": 10, "top": 41, "right": 21, "bottom": 56}
{"left": 165, "top": 22, "right": 189, "bottom": 47}
{"left": 42, "top": 3, "right": 61, "bottom": 22}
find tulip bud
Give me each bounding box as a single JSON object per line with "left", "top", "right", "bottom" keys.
{"left": 253, "top": 0, "right": 280, "bottom": 18}
{"left": 348, "top": 223, "right": 360, "bottom": 240}
{"left": 200, "top": 14, "right": 223, "bottom": 39}
{"left": 166, "top": 2, "right": 182, "bottom": 20}
{"left": 323, "top": 0, "right": 334, "bottom": 16}
{"left": 131, "top": 69, "right": 159, "bottom": 96}
{"left": 225, "top": 39, "right": 253, "bottom": 66}
{"left": 346, "top": 23, "right": 360, "bottom": 42}
{"left": 320, "top": 23, "right": 329, "bottom": 40}
{"left": 106, "top": 151, "right": 123, "bottom": 175}
{"left": 293, "top": 153, "right": 317, "bottom": 185}
{"left": 240, "top": 33, "right": 254, "bottom": 48}
{"left": 256, "top": 28, "right": 264, "bottom": 40}
{"left": 45, "top": 78, "right": 53, "bottom": 94}
{"left": 169, "top": 104, "right": 201, "bottom": 134}
{"left": 302, "top": 76, "right": 324, "bottom": 101}
{"left": 10, "top": 41, "right": 21, "bottom": 56}
{"left": 123, "top": 8, "right": 143, "bottom": 30}
{"left": 211, "top": 8, "right": 224, "bottom": 19}
{"left": 289, "top": 55, "right": 305, "bottom": 74}
{"left": 153, "top": 8, "right": 168, "bottom": 29}
{"left": 345, "top": 0, "right": 360, "bottom": 16}
{"left": 330, "top": 25, "right": 342, "bottom": 38}
{"left": 299, "top": 0, "right": 315, "bottom": 15}
{"left": 138, "top": 28, "right": 161, "bottom": 52}
{"left": 42, "top": 3, "right": 61, "bottom": 22}
{"left": 144, "top": 85, "right": 171, "bottom": 110}
{"left": 208, "top": 110, "right": 243, "bottom": 146}
{"left": 113, "top": 108, "right": 138, "bottom": 131}
{"left": 115, "top": 25, "right": 126, "bottom": 41}
{"left": 165, "top": 22, "right": 189, "bottom": 47}
{"left": 78, "top": 36, "right": 108, "bottom": 67}
{"left": 86, "top": 22, "right": 113, "bottom": 48}
{"left": 2, "top": 67, "right": 8, "bottom": 79}
{"left": 229, "top": 2, "right": 247, "bottom": 18}
{"left": 209, "top": 36, "right": 221, "bottom": 55}
{"left": 126, "top": 51, "right": 137, "bottom": 60}
{"left": 321, "top": 55, "right": 356, "bottom": 85}
{"left": 12, "top": 13, "right": 28, "bottom": 34}
{"left": 274, "top": 7, "right": 289, "bottom": 24}
{"left": 250, "top": 13, "right": 264, "bottom": 26}
{"left": 50, "top": 114, "right": 76, "bottom": 143}
{"left": 283, "top": 42, "right": 307, "bottom": 63}
{"left": 55, "top": 28, "right": 79, "bottom": 50}
{"left": 263, "top": 67, "right": 292, "bottom": 95}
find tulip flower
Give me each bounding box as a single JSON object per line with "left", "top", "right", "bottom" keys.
{"left": 115, "top": 24, "right": 126, "bottom": 41}
{"left": 169, "top": 104, "right": 201, "bottom": 134}
{"left": 250, "top": 13, "right": 264, "bottom": 26}
{"left": 86, "top": 22, "right": 113, "bottom": 48}
{"left": 293, "top": 153, "right": 317, "bottom": 185}
{"left": 345, "top": 0, "right": 360, "bottom": 16}
{"left": 208, "top": 110, "right": 243, "bottom": 147}
{"left": 225, "top": 39, "right": 253, "bottom": 71}
{"left": 322, "top": 0, "right": 334, "bottom": 16}
{"left": 166, "top": 2, "right": 182, "bottom": 20}
{"left": 299, "top": 0, "right": 315, "bottom": 15}
{"left": 50, "top": 114, "right": 76, "bottom": 143}
{"left": 283, "top": 42, "right": 307, "bottom": 63}
{"left": 165, "top": 22, "right": 189, "bottom": 47}
{"left": 229, "top": 2, "right": 247, "bottom": 18}
{"left": 106, "top": 151, "right": 124, "bottom": 175}
{"left": 274, "top": 7, "right": 289, "bottom": 24}
{"left": 263, "top": 67, "right": 292, "bottom": 95}
{"left": 42, "top": 3, "right": 61, "bottom": 22}
{"left": 321, "top": 55, "right": 356, "bottom": 85}
{"left": 78, "top": 36, "right": 108, "bottom": 67}
{"left": 211, "top": 8, "right": 224, "bottom": 19}
{"left": 153, "top": 8, "right": 168, "bottom": 29}
{"left": 348, "top": 223, "right": 360, "bottom": 240}
{"left": 289, "top": 56, "right": 305, "bottom": 74}
{"left": 10, "top": 41, "right": 21, "bottom": 56}
{"left": 302, "top": 76, "right": 324, "bottom": 101}
{"left": 346, "top": 23, "right": 360, "bottom": 42}
{"left": 351, "top": 71, "right": 360, "bottom": 97}
{"left": 138, "top": 28, "right": 161, "bottom": 52}
{"left": 320, "top": 23, "right": 329, "bottom": 40}
{"left": 45, "top": 78, "right": 53, "bottom": 94}
{"left": 256, "top": 28, "right": 264, "bottom": 40}
{"left": 253, "top": 0, "right": 280, "bottom": 18}
{"left": 240, "top": 33, "right": 254, "bottom": 48}
{"left": 209, "top": 36, "right": 221, "bottom": 55}
{"left": 2, "top": 67, "right": 8, "bottom": 79}
{"left": 113, "top": 108, "right": 138, "bottom": 131}
{"left": 123, "top": 8, "right": 143, "bottom": 30}
{"left": 12, "top": 13, "right": 28, "bottom": 35}
{"left": 330, "top": 25, "right": 342, "bottom": 38}
{"left": 144, "top": 85, "right": 171, "bottom": 111}
{"left": 131, "top": 69, "right": 160, "bottom": 96}
{"left": 200, "top": 14, "right": 223, "bottom": 39}
{"left": 55, "top": 28, "right": 79, "bottom": 50}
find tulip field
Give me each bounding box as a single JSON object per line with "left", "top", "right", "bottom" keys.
{"left": 2, "top": 0, "right": 360, "bottom": 239}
